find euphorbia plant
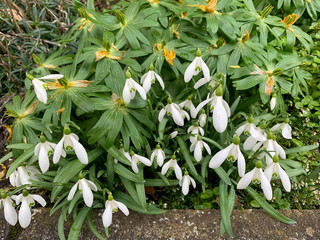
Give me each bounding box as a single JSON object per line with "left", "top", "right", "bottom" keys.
{"left": 1, "top": 0, "right": 318, "bottom": 239}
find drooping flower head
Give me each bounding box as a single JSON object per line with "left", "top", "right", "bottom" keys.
{"left": 190, "top": 135, "right": 211, "bottom": 162}
{"left": 158, "top": 97, "right": 185, "bottom": 126}
{"left": 150, "top": 144, "right": 166, "bottom": 167}
{"left": 53, "top": 126, "right": 88, "bottom": 165}
{"left": 235, "top": 116, "right": 266, "bottom": 142}
{"left": 9, "top": 166, "right": 40, "bottom": 187}
{"left": 209, "top": 135, "right": 246, "bottom": 177}
{"left": 161, "top": 155, "right": 182, "bottom": 180}
{"left": 179, "top": 171, "right": 196, "bottom": 195}
{"left": 122, "top": 70, "right": 147, "bottom": 104}
{"left": 184, "top": 49, "right": 210, "bottom": 84}
{"left": 270, "top": 117, "right": 292, "bottom": 139}
{"left": 130, "top": 151, "right": 152, "bottom": 174}
{"left": 0, "top": 191, "right": 17, "bottom": 226}
{"left": 179, "top": 95, "right": 196, "bottom": 118}
{"left": 199, "top": 109, "right": 207, "bottom": 127}
{"left": 270, "top": 93, "right": 277, "bottom": 110}
{"left": 141, "top": 63, "right": 164, "bottom": 93}
{"left": 237, "top": 160, "right": 272, "bottom": 200}
{"left": 102, "top": 194, "right": 129, "bottom": 228}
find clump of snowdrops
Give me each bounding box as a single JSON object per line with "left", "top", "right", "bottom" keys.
{"left": 1, "top": 0, "right": 318, "bottom": 238}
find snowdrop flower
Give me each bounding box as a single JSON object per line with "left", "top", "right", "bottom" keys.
{"left": 53, "top": 127, "right": 88, "bottom": 165}
{"left": 9, "top": 166, "right": 40, "bottom": 187}
{"left": 194, "top": 86, "right": 230, "bottom": 133}
{"left": 184, "top": 49, "right": 210, "bottom": 84}
{"left": 13, "top": 190, "right": 46, "bottom": 228}
{"left": 122, "top": 70, "right": 146, "bottom": 104}
{"left": 31, "top": 74, "right": 64, "bottom": 104}
{"left": 179, "top": 171, "right": 196, "bottom": 195}
{"left": 150, "top": 144, "right": 165, "bottom": 167}
{"left": 34, "top": 135, "right": 64, "bottom": 173}
{"left": 159, "top": 98, "right": 185, "bottom": 126}
{"left": 270, "top": 93, "right": 277, "bottom": 110}
{"left": 188, "top": 122, "right": 204, "bottom": 143}
{"left": 114, "top": 145, "right": 131, "bottom": 164}
{"left": 170, "top": 131, "right": 179, "bottom": 139}
{"left": 0, "top": 192, "right": 17, "bottom": 226}
{"left": 199, "top": 110, "right": 207, "bottom": 127}
{"left": 264, "top": 155, "right": 291, "bottom": 192}
{"left": 179, "top": 96, "right": 196, "bottom": 118}
{"left": 161, "top": 155, "right": 182, "bottom": 180}
{"left": 130, "top": 151, "right": 152, "bottom": 174}
{"left": 235, "top": 116, "right": 266, "bottom": 141}
{"left": 237, "top": 160, "right": 272, "bottom": 200}
{"left": 140, "top": 64, "right": 164, "bottom": 93}
{"left": 102, "top": 194, "right": 129, "bottom": 228}
{"left": 252, "top": 132, "right": 286, "bottom": 165}
{"left": 243, "top": 121, "right": 267, "bottom": 150}
{"left": 270, "top": 118, "right": 292, "bottom": 139}
{"left": 209, "top": 135, "right": 246, "bottom": 177}
{"left": 67, "top": 173, "right": 97, "bottom": 207}
{"left": 190, "top": 135, "right": 211, "bottom": 162}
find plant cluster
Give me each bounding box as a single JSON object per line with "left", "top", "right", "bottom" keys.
{"left": 1, "top": 0, "right": 319, "bottom": 239}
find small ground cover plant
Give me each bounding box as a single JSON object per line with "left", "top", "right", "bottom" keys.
{"left": 1, "top": 0, "right": 319, "bottom": 239}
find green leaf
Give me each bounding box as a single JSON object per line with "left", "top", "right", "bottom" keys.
{"left": 70, "top": 91, "right": 94, "bottom": 113}
{"left": 58, "top": 206, "right": 68, "bottom": 240}
{"left": 6, "top": 143, "right": 35, "bottom": 150}
{"left": 158, "top": 118, "right": 168, "bottom": 140}
{"left": 245, "top": 186, "right": 296, "bottom": 224}
{"left": 285, "top": 145, "right": 318, "bottom": 154}
{"left": 67, "top": 207, "right": 91, "bottom": 240}
{"left": 114, "top": 163, "right": 144, "bottom": 183}
{"left": 144, "top": 178, "right": 179, "bottom": 186}
{"left": 86, "top": 213, "right": 107, "bottom": 240}
{"left": 6, "top": 147, "right": 34, "bottom": 178}
{"left": 214, "top": 167, "right": 232, "bottom": 185}
{"left": 219, "top": 181, "right": 234, "bottom": 237}
{"left": 0, "top": 152, "right": 13, "bottom": 164}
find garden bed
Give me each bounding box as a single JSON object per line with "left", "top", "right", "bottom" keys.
{"left": 1, "top": 208, "right": 319, "bottom": 240}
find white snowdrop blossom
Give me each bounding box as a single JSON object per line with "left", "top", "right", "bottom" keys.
{"left": 150, "top": 145, "right": 165, "bottom": 167}
{"left": 114, "top": 146, "right": 131, "bottom": 164}
{"left": 190, "top": 136, "right": 211, "bottom": 162}
{"left": 170, "top": 131, "right": 179, "bottom": 139}
{"left": 187, "top": 122, "right": 204, "bottom": 143}
{"left": 102, "top": 195, "right": 129, "bottom": 228}
{"left": 13, "top": 190, "right": 46, "bottom": 228}
{"left": 237, "top": 161, "right": 272, "bottom": 200}
{"left": 243, "top": 122, "right": 267, "bottom": 150}
{"left": 179, "top": 172, "right": 196, "bottom": 195}
{"left": 53, "top": 127, "right": 88, "bottom": 165}
{"left": 270, "top": 118, "right": 292, "bottom": 139}
{"left": 9, "top": 166, "right": 40, "bottom": 187}
{"left": 184, "top": 49, "right": 210, "bottom": 85}
{"left": 67, "top": 175, "right": 98, "bottom": 207}
{"left": 130, "top": 151, "right": 152, "bottom": 174}
{"left": 194, "top": 86, "right": 230, "bottom": 133}
{"left": 199, "top": 110, "right": 207, "bottom": 127}
{"left": 161, "top": 155, "right": 182, "bottom": 180}
{"left": 264, "top": 155, "right": 291, "bottom": 192}
{"left": 158, "top": 98, "right": 185, "bottom": 126}
{"left": 179, "top": 97, "right": 196, "bottom": 118}
{"left": 0, "top": 192, "right": 17, "bottom": 226}
{"left": 209, "top": 136, "right": 246, "bottom": 177}
{"left": 235, "top": 117, "right": 266, "bottom": 141}
{"left": 252, "top": 132, "right": 286, "bottom": 165}
{"left": 270, "top": 94, "right": 277, "bottom": 110}
{"left": 122, "top": 71, "right": 146, "bottom": 104}
{"left": 34, "top": 135, "right": 63, "bottom": 173}
{"left": 31, "top": 74, "right": 64, "bottom": 104}
{"left": 140, "top": 65, "right": 164, "bottom": 93}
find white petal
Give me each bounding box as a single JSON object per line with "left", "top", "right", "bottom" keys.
{"left": 80, "top": 180, "right": 94, "bottom": 207}
{"left": 212, "top": 98, "right": 228, "bottom": 133}
{"left": 270, "top": 123, "right": 281, "bottom": 131}
{"left": 194, "top": 142, "right": 202, "bottom": 162}
{"left": 235, "top": 124, "right": 246, "bottom": 136}
{"left": 260, "top": 172, "right": 273, "bottom": 200}
{"left": 273, "top": 141, "right": 286, "bottom": 159}
{"left": 282, "top": 124, "right": 292, "bottom": 139}
{"left": 243, "top": 136, "right": 257, "bottom": 151}
{"left": 115, "top": 201, "right": 129, "bottom": 216}
{"left": 136, "top": 155, "right": 152, "bottom": 166}
{"left": 70, "top": 136, "right": 88, "bottom": 164}
{"left": 158, "top": 108, "right": 166, "bottom": 122}
{"left": 39, "top": 74, "right": 64, "bottom": 79}
{"left": 278, "top": 165, "right": 291, "bottom": 192}
{"left": 171, "top": 105, "right": 184, "bottom": 126}
{"left": 182, "top": 177, "right": 189, "bottom": 195}
{"left": 157, "top": 151, "right": 165, "bottom": 167}
{"left": 237, "top": 147, "right": 246, "bottom": 177}
{"left": 154, "top": 72, "right": 165, "bottom": 89}
{"left": 209, "top": 144, "right": 233, "bottom": 169}
{"left": 194, "top": 78, "right": 208, "bottom": 89}
{"left": 142, "top": 72, "right": 152, "bottom": 93}
{"left": 140, "top": 72, "right": 149, "bottom": 84}
{"left": 264, "top": 164, "right": 274, "bottom": 182}
{"left": 222, "top": 99, "right": 231, "bottom": 117}
{"left": 86, "top": 180, "right": 98, "bottom": 191}
{"left": 19, "top": 200, "right": 31, "bottom": 228}
{"left": 31, "top": 194, "right": 46, "bottom": 207}
{"left": 237, "top": 169, "right": 255, "bottom": 189}
{"left": 39, "top": 145, "right": 50, "bottom": 173}
{"left": 3, "top": 199, "right": 17, "bottom": 226}
{"left": 250, "top": 125, "right": 266, "bottom": 141}
{"left": 131, "top": 160, "right": 139, "bottom": 174}
{"left": 70, "top": 133, "right": 79, "bottom": 141}
{"left": 200, "top": 58, "right": 210, "bottom": 80}
{"left": 132, "top": 81, "right": 147, "bottom": 100}
{"left": 67, "top": 182, "right": 79, "bottom": 201}
{"left": 122, "top": 80, "right": 131, "bottom": 104}
{"left": 190, "top": 177, "right": 196, "bottom": 188}
{"left": 53, "top": 136, "right": 65, "bottom": 164}
{"left": 193, "top": 97, "right": 212, "bottom": 118}
{"left": 184, "top": 58, "right": 197, "bottom": 82}
{"left": 33, "top": 79, "right": 47, "bottom": 103}
{"left": 203, "top": 141, "right": 211, "bottom": 155}
{"left": 34, "top": 143, "right": 41, "bottom": 156}
{"left": 252, "top": 141, "right": 263, "bottom": 152}
{"left": 161, "top": 161, "right": 171, "bottom": 175}
{"left": 174, "top": 162, "right": 182, "bottom": 180}
{"left": 150, "top": 151, "right": 156, "bottom": 163}
{"left": 102, "top": 203, "right": 113, "bottom": 228}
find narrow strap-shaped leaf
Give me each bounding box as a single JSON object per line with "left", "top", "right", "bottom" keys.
{"left": 114, "top": 163, "right": 144, "bottom": 183}
{"left": 158, "top": 118, "right": 168, "bottom": 140}
{"left": 6, "top": 143, "right": 35, "bottom": 150}
{"left": 6, "top": 147, "right": 34, "bottom": 178}
{"left": 68, "top": 191, "right": 82, "bottom": 214}
{"left": 219, "top": 181, "right": 234, "bottom": 238}
{"left": 245, "top": 186, "right": 296, "bottom": 224}
{"left": 106, "top": 153, "right": 114, "bottom": 190}
{"left": 214, "top": 167, "right": 232, "bottom": 185}
{"left": 58, "top": 206, "right": 68, "bottom": 240}
{"left": 145, "top": 178, "right": 179, "bottom": 186}
{"left": 285, "top": 145, "right": 318, "bottom": 154}
{"left": 86, "top": 213, "right": 106, "bottom": 240}
{"left": 0, "top": 152, "right": 12, "bottom": 164}
{"left": 119, "top": 175, "right": 140, "bottom": 205}
{"left": 68, "top": 207, "right": 91, "bottom": 240}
